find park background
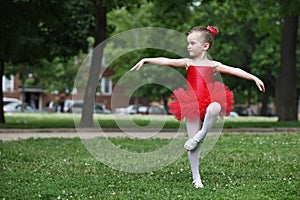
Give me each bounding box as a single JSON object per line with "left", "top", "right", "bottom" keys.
{"left": 1, "top": 0, "right": 300, "bottom": 199}
{"left": 1, "top": 0, "right": 299, "bottom": 125}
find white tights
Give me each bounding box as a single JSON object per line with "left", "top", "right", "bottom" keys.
{"left": 186, "top": 102, "right": 221, "bottom": 182}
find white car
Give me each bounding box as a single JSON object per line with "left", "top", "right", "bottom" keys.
{"left": 3, "top": 102, "right": 41, "bottom": 113}
{"left": 3, "top": 97, "right": 21, "bottom": 106}
{"left": 3, "top": 98, "right": 21, "bottom": 113}
{"left": 115, "top": 105, "right": 143, "bottom": 115}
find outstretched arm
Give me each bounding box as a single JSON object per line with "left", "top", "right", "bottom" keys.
{"left": 214, "top": 61, "right": 265, "bottom": 92}
{"left": 130, "top": 57, "right": 187, "bottom": 71}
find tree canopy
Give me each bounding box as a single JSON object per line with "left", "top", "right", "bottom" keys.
{"left": 0, "top": 0, "right": 94, "bottom": 122}
{"left": 106, "top": 0, "right": 299, "bottom": 120}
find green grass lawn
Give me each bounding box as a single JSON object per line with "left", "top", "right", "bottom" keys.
{"left": 0, "top": 113, "right": 299, "bottom": 129}
{"left": 1, "top": 134, "right": 299, "bottom": 199}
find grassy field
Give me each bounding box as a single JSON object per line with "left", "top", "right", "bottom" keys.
{"left": 0, "top": 113, "right": 299, "bottom": 129}
{"left": 1, "top": 134, "right": 299, "bottom": 199}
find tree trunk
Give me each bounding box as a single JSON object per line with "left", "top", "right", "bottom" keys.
{"left": 276, "top": 13, "right": 298, "bottom": 121}
{"left": 20, "top": 65, "right": 27, "bottom": 112}
{"left": 0, "top": 59, "right": 5, "bottom": 124}
{"left": 162, "top": 96, "right": 169, "bottom": 114}
{"left": 80, "top": 0, "right": 106, "bottom": 127}
{"left": 247, "top": 86, "right": 253, "bottom": 116}
{"left": 261, "top": 84, "right": 270, "bottom": 116}
{"left": 261, "top": 77, "right": 274, "bottom": 116}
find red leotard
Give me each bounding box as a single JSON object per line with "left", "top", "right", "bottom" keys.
{"left": 169, "top": 66, "right": 234, "bottom": 120}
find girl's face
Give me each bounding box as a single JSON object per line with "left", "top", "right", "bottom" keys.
{"left": 187, "top": 32, "right": 209, "bottom": 57}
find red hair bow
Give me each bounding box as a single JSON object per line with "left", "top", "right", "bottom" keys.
{"left": 206, "top": 26, "right": 217, "bottom": 37}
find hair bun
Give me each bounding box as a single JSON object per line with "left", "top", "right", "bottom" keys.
{"left": 206, "top": 26, "right": 218, "bottom": 37}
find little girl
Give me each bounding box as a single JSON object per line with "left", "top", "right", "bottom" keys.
{"left": 130, "top": 26, "right": 265, "bottom": 188}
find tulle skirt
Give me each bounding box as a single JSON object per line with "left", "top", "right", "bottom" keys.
{"left": 169, "top": 82, "right": 234, "bottom": 121}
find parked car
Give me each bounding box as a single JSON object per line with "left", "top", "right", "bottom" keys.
{"left": 3, "top": 97, "right": 21, "bottom": 106}
{"left": 4, "top": 102, "right": 42, "bottom": 113}
{"left": 71, "top": 102, "right": 111, "bottom": 114}
{"left": 125, "top": 105, "right": 139, "bottom": 114}
{"left": 229, "top": 111, "right": 239, "bottom": 118}
{"left": 3, "top": 102, "right": 19, "bottom": 113}
{"left": 115, "top": 104, "right": 167, "bottom": 115}
{"left": 148, "top": 105, "right": 167, "bottom": 114}
{"left": 94, "top": 104, "right": 112, "bottom": 114}
{"left": 137, "top": 106, "right": 149, "bottom": 114}
{"left": 115, "top": 105, "right": 141, "bottom": 115}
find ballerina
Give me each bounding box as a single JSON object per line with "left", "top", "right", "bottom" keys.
{"left": 131, "top": 26, "right": 265, "bottom": 188}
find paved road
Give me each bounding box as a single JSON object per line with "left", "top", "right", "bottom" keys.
{"left": 0, "top": 128, "right": 299, "bottom": 142}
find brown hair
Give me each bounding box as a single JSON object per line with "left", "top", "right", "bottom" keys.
{"left": 187, "top": 26, "right": 218, "bottom": 50}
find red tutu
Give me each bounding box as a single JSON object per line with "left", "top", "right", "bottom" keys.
{"left": 169, "top": 66, "right": 234, "bottom": 121}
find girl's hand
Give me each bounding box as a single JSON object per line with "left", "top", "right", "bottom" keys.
{"left": 130, "top": 59, "right": 144, "bottom": 71}
{"left": 253, "top": 77, "right": 265, "bottom": 93}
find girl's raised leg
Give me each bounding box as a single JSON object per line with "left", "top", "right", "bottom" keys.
{"left": 184, "top": 102, "right": 221, "bottom": 151}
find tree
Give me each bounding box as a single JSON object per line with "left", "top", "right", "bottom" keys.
{"left": 249, "top": 1, "right": 281, "bottom": 116}
{"left": 37, "top": 57, "right": 83, "bottom": 94}
{"left": 0, "top": 0, "right": 94, "bottom": 123}
{"left": 276, "top": 0, "right": 299, "bottom": 121}
{"left": 195, "top": 0, "right": 299, "bottom": 120}
{"left": 80, "top": 0, "right": 299, "bottom": 122}
{"left": 103, "top": 0, "right": 193, "bottom": 110}
{"left": 0, "top": 61, "right": 4, "bottom": 122}
{"left": 80, "top": 0, "right": 107, "bottom": 127}
{"left": 80, "top": 0, "right": 146, "bottom": 127}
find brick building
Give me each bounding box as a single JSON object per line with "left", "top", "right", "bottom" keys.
{"left": 2, "top": 70, "right": 115, "bottom": 112}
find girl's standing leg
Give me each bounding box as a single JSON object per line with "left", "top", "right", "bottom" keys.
{"left": 186, "top": 118, "right": 204, "bottom": 188}
{"left": 185, "top": 102, "right": 221, "bottom": 151}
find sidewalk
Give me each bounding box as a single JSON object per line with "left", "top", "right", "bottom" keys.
{"left": 0, "top": 127, "right": 299, "bottom": 142}
{"left": 0, "top": 128, "right": 186, "bottom": 141}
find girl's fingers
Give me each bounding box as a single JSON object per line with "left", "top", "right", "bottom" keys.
{"left": 130, "top": 65, "right": 139, "bottom": 71}
{"left": 257, "top": 81, "right": 265, "bottom": 92}
{"left": 130, "top": 62, "right": 143, "bottom": 71}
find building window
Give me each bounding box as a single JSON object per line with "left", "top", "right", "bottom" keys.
{"left": 2, "top": 75, "right": 14, "bottom": 92}
{"left": 100, "top": 78, "right": 112, "bottom": 95}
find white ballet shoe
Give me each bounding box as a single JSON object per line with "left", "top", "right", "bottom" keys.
{"left": 192, "top": 179, "right": 204, "bottom": 188}
{"left": 184, "top": 137, "right": 199, "bottom": 151}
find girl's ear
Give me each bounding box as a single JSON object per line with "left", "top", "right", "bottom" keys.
{"left": 203, "top": 42, "right": 210, "bottom": 50}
